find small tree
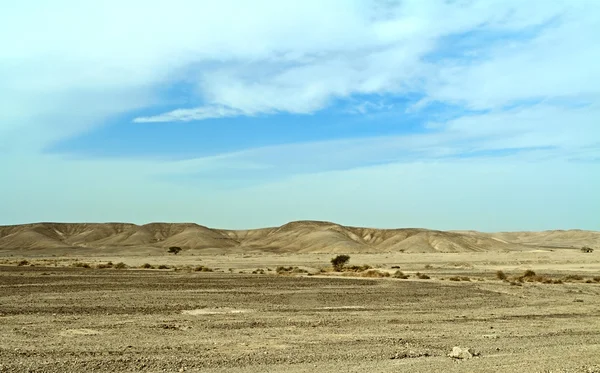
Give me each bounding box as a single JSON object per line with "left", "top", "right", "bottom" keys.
{"left": 168, "top": 246, "right": 182, "bottom": 255}
{"left": 331, "top": 254, "right": 350, "bottom": 271}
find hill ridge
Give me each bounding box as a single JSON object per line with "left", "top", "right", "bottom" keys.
{"left": 0, "top": 221, "right": 598, "bottom": 253}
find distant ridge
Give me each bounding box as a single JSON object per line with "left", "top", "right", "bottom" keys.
{"left": 0, "top": 221, "right": 598, "bottom": 254}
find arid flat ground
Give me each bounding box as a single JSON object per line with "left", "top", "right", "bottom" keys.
{"left": 1, "top": 251, "right": 600, "bottom": 372}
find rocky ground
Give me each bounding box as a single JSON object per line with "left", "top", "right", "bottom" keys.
{"left": 1, "top": 261, "right": 600, "bottom": 372}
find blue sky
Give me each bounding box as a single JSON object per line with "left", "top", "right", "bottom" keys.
{"left": 1, "top": 0, "right": 599, "bottom": 231}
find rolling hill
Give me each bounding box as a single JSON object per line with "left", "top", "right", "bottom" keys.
{"left": 0, "top": 221, "right": 597, "bottom": 254}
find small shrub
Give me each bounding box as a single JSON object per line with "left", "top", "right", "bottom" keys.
{"left": 141, "top": 263, "right": 154, "bottom": 269}
{"left": 72, "top": 262, "right": 91, "bottom": 269}
{"left": 563, "top": 274, "right": 584, "bottom": 282}
{"left": 157, "top": 265, "right": 169, "bottom": 269}
{"left": 114, "top": 262, "right": 127, "bottom": 269}
{"left": 449, "top": 276, "right": 461, "bottom": 281}
{"left": 585, "top": 279, "right": 594, "bottom": 283}
{"left": 593, "top": 276, "right": 600, "bottom": 283}
{"left": 291, "top": 267, "right": 308, "bottom": 274}
{"left": 416, "top": 272, "right": 430, "bottom": 280}
{"left": 424, "top": 264, "right": 433, "bottom": 269}
{"left": 167, "top": 246, "right": 182, "bottom": 255}
{"left": 553, "top": 279, "right": 563, "bottom": 284}
{"left": 393, "top": 270, "right": 409, "bottom": 279}
{"left": 17, "top": 260, "right": 29, "bottom": 266}
{"left": 391, "top": 265, "right": 401, "bottom": 269}
{"left": 581, "top": 246, "right": 594, "bottom": 253}
{"left": 460, "top": 276, "right": 471, "bottom": 281}
{"left": 496, "top": 270, "right": 507, "bottom": 281}
{"left": 331, "top": 255, "right": 350, "bottom": 271}
{"left": 523, "top": 270, "right": 536, "bottom": 278}
{"left": 96, "top": 262, "right": 114, "bottom": 269}
{"left": 510, "top": 281, "right": 522, "bottom": 286}
{"left": 252, "top": 269, "right": 265, "bottom": 275}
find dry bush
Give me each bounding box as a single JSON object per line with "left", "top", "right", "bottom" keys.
{"left": 424, "top": 264, "right": 434, "bottom": 269}
{"left": 496, "top": 270, "right": 508, "bottom": 280}
{"left": 393, "top": 270, "right": 409, "bottom": 279}
{"left": 362, "top": 269, "right": 390, "bottom": 278}
{"left": 96, "top": 262, "right": 113, "bottom": 269}
{"left": 331, "top": 255, "right": 350, "bottom": 271}
{"left": 593, "top": 276, "right": 600, "bottom": 283}
{"left": 346, "top": 265, "right": 372, "bottom": 272}
{"left": 449, "top": 276, "right": 461, "bottom": 281}
{"left": 114, "top": 262, "right": 127, "bottom": 269}
{"left": 17, "top": 260, "right": 29, "bottom": 267}
{"left": 460, "top": 276, "right": 471, "bottom": 281}
{"left": 141, "top": 263, "right": 154, "bottom": 269}
{"left": 415, "top": 272, "right": 430, "bottom": 279}
{"left": 523, "top": 269, "right": 536, "bottom": 278}
{"left": 563, "top": 274, "right": 584, "bottom": 282}
{"left": 252, "top": 269, "right": 265, "bottom": 275}
{"left": 510, "top": 281, "right": 522, "bottom": 286}
{"left": 194, "top": 265, "right": 213, "bottom": 272}
{"left": 71, "top": 262, "right": 91, "bottom": 269}
{"left": 157, "top": 265, "right": 170, "bottom": 270}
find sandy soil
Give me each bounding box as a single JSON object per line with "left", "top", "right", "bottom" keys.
{"left": 1, "top": 251, "right": 600, "bottom": 372}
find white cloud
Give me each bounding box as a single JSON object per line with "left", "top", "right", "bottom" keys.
{"left": 133, "top": 105, "right": 246, "bottom": 123}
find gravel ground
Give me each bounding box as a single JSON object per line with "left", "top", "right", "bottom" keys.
{"left": 1, "top": 265, "right": 599, "bottom": 372}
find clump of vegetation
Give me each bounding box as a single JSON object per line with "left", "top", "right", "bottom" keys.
{"left": 593, "top": 276, "right": 600, "bottom": 283}
{"left": 71, "top": 262, "right": 91, "bottom": 269}
{"left": 141, "top": 263, "right": 154, "bottom": 269}
{"left": 252, "top": 269, "right": 265, "bottom": 275}
{"left": 96, "top": 262, "right": 113, "bottom": 269}
{"left": 391, "top": 265, "right": 401, "bottom": 269}
{"left": 157, "top": 264, "right": 170, "bottom": 270}
{"left": 331, "top": 255, "right": 350, "bottom": 272}
{"left": 581, "top": 246, "right": 594, "bottom": 253}
{"left": 416, "top": 272, "right": 430, "bottom": 280}
{"left": 393, "top": 270, "right": 409, "bottom": 279}
{"left": 496, "top": 270, "right": 508, "bottom": 281}
{"left": 17, "top": 260, "right": 29, "bottom": 267}
{"left": 114, "top": 262, "right": 127, "bottom": 269}
{"left": 523, "top": 269, "right": 537, "bottom": 278}
{"left": 361, "top": 269, "right": 390, "bottom": 278}
{"left": 424, "top": 264, "right": 434, "bottom": 269}
{"left": 276, "top": 266, "right": 307, "bottom": 275}
{"left": 345, "top": 265, "right": 373, "bottom": 272}
{"left": 194, "top": 265, "right": 213, "bottom": 272}
{"left": 167, "top": 246, "right": 182, "bottom": 255}
{"left": 563, "top": 274, "right": 584, "bottom": 282}
{"left": 449, "top": 276, "right": 461, "bottom": 281}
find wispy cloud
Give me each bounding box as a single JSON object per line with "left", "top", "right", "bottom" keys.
{"left": 134, "top": 105, "right": 248, "bottom": 123}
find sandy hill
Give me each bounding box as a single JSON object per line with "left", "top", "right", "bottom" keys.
{"left": 0, "top": 221, "right": 597, "bottom": 254}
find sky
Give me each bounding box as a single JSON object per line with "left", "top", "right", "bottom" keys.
{"left": 1, "top": 0, "right": 599, "bottom": 231}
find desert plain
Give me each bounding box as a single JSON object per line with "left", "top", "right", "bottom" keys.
{"left": 1, "top": 221, "right": 600, "bottom": 372}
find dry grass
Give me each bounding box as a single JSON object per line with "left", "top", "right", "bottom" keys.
{"left": 415, "top": 272, "right": 430, "bottom": 280}
{"left": 114, "top": 262, "right": 127, "bottom": 269}
{"left": 194, "top": 265, "right": 213, "bottom": 272}
{"left": 140, "top": 263, "right": 154, "bottom": 269}
{"left": 157, "top": 265, "right": 170, "bottom": 270}
{"left": 361, "top": 269, "right": 390, "bottom": 278}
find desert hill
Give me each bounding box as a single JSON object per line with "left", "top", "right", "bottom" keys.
{"left": 0, "top": 221, "right": 597, "bottom": 254}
